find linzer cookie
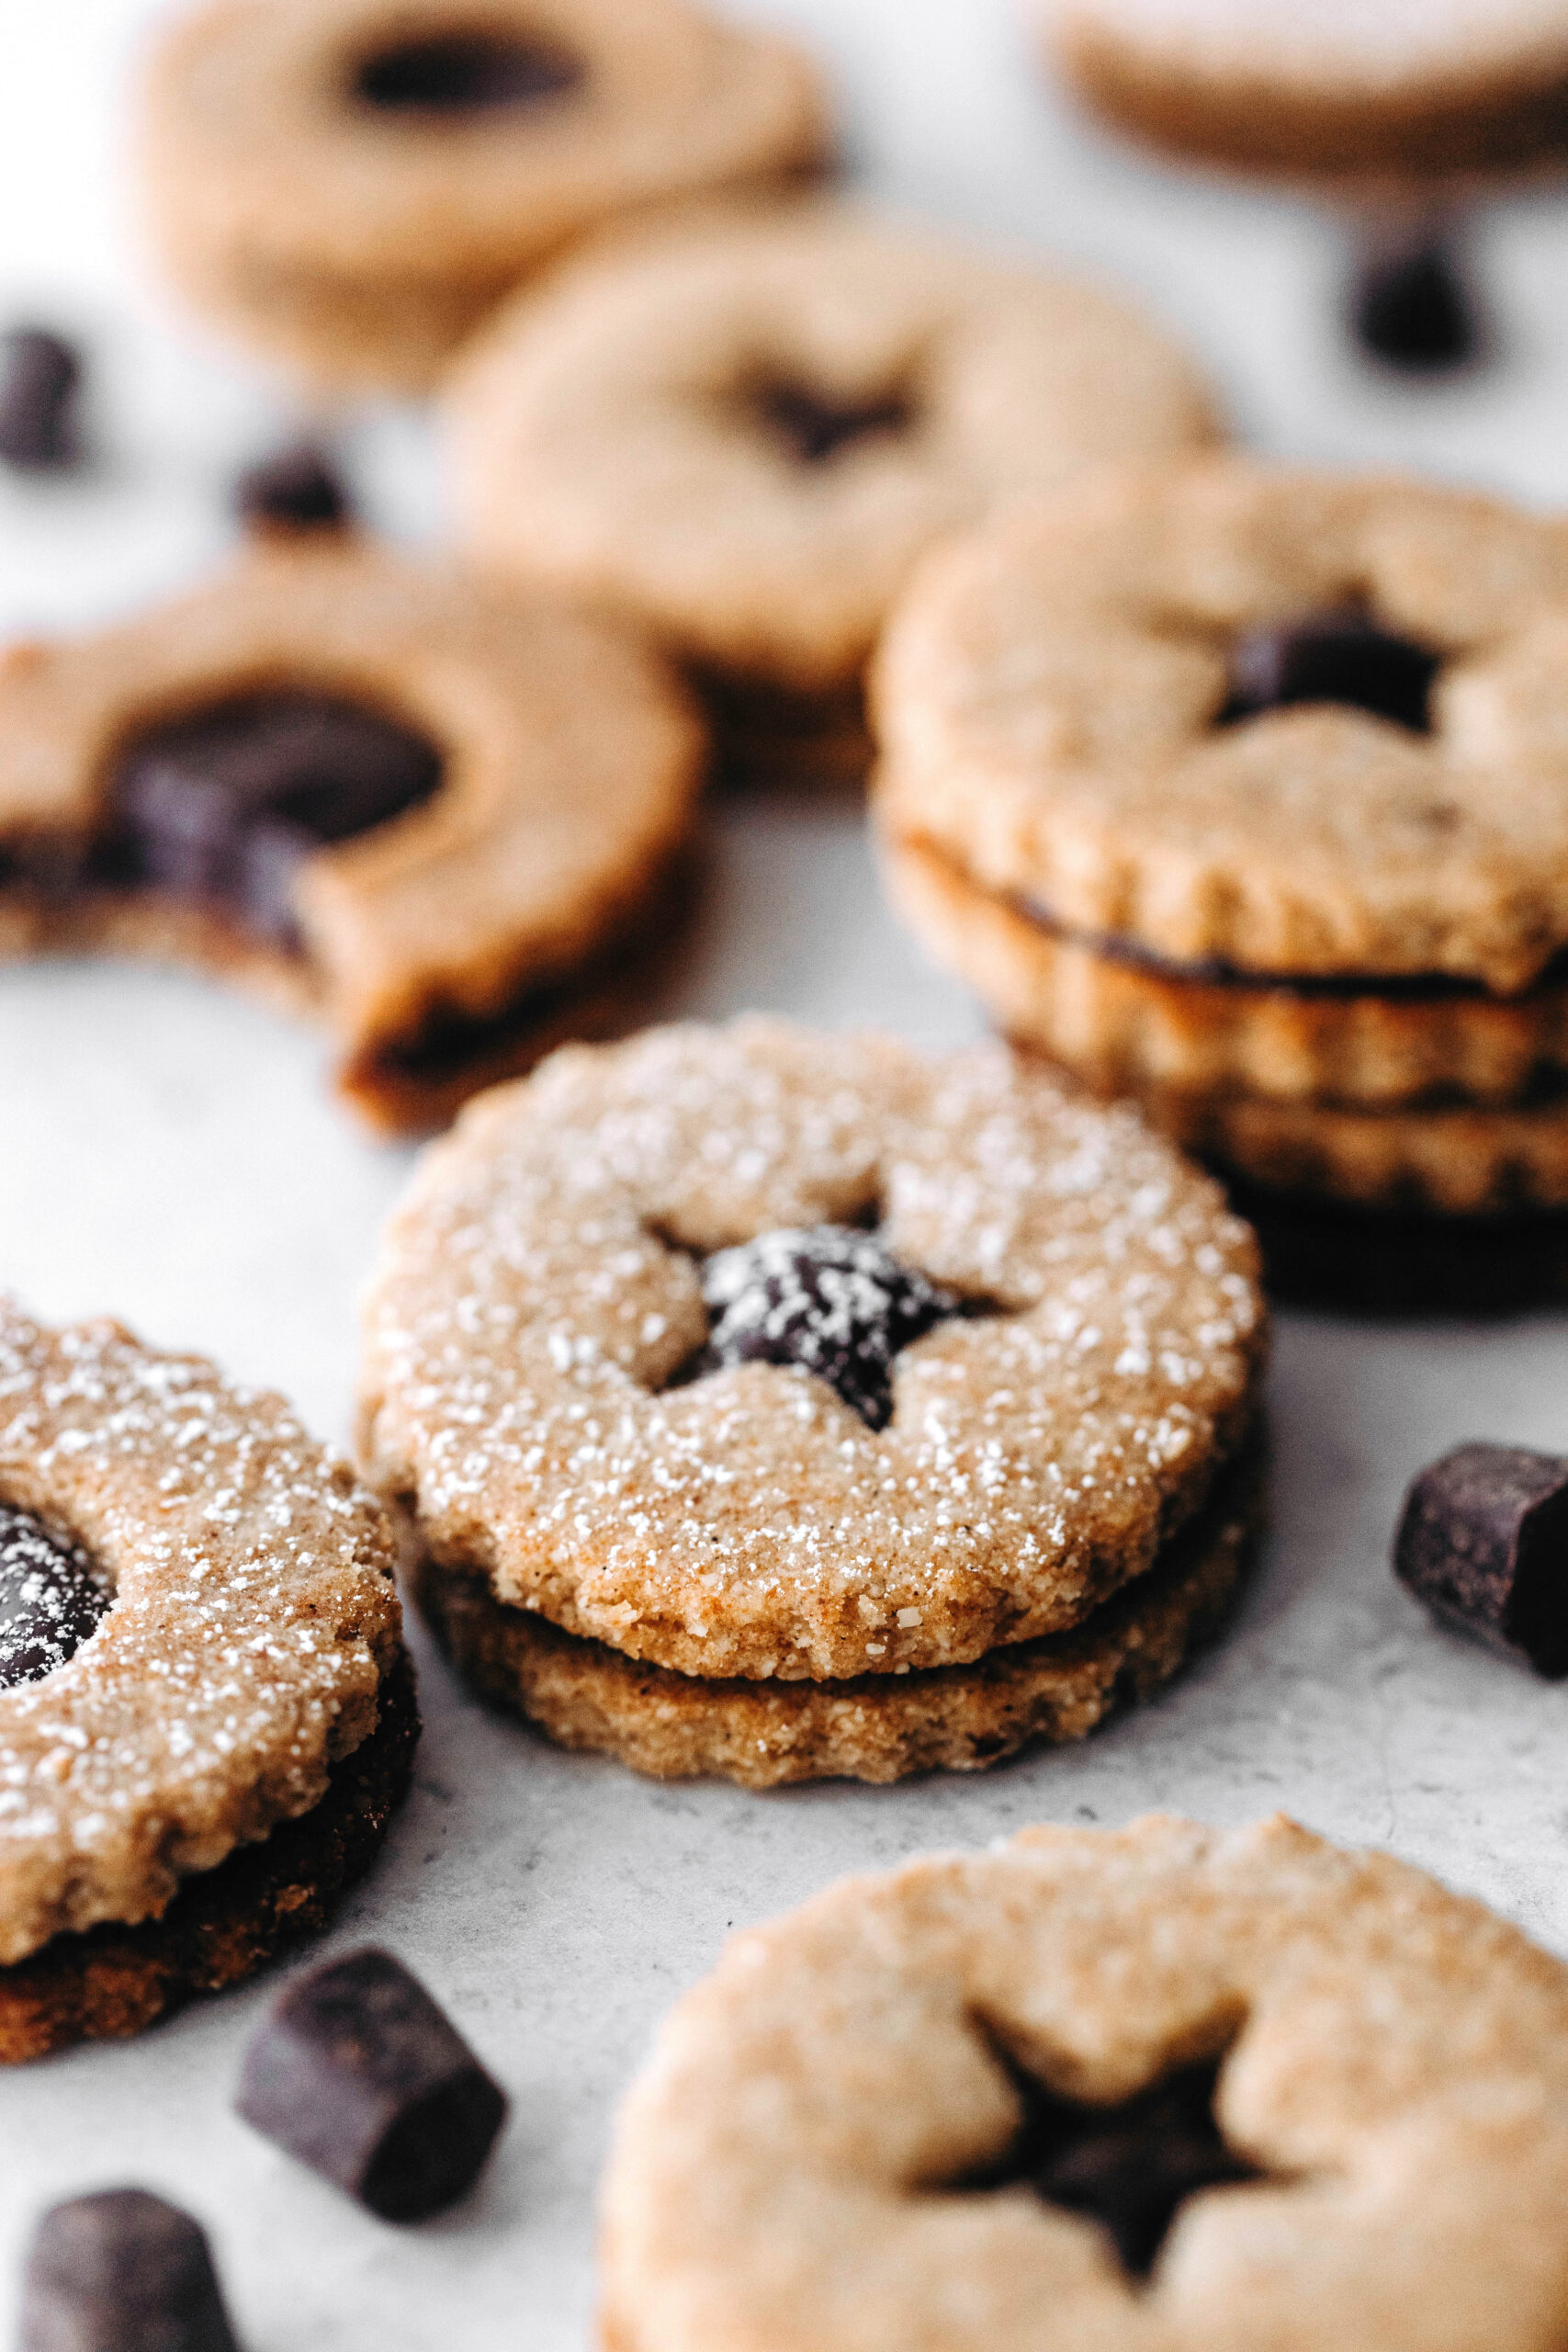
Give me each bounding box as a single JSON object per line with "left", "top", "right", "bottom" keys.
{"left": 358, "top": 1016, "right": 1266, "bottom": 1785}
{"left": 445, "top": 199, "right": 1219, "bottom": 787}
{"left": 599, "top": 1813, "right": 1568, "bottom": 2352}
{"left": 874, "top": 456, "right": 1568, "bottom": 1303}
{"left": 0, "top": 533, "right": 705, "bottom": 1133}
{"left": 0, "top": 1301, "right": 415, "bottom": 2064}
{"left": 138, "top": 0, "right": 829, "bottom": 391}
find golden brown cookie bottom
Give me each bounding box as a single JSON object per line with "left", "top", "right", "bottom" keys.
{"left": 0, "top": 1647, "right": 419, "bottom": 2065}
{"left": 412, "top": 1448, "right": 1261, "bottom": 1787}
{"left": 0, "top": 855, "right": 697, "bottom": 1136}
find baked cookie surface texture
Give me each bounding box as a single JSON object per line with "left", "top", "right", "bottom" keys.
{"left": 1041, "top": 0, "right": 1568, "bottom": 180}
{"left": 445, "top": 199, "right": 1219, "bottom": 786}
{"left": 0, "top": 1302, "right": 415, "bottom": 2063}
{"left": 359, "top": 1015, "right": 1266, "bottom": 1783}
{"left": 599, "top": 1812, "right": 1568, "bottom": 2352}
{"left": 139, "top": 0, "right": 829, "bottom": 390}
{"left": 0, "top": 533, "right": 705, "bottom": 1133}
{"left": 874, "top": 456, "right": 1568, "bottom": 1293}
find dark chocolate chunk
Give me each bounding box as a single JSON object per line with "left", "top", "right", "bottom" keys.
{"left": 235, "top": 1946, "right": 507, "bottom": 2222}
{"left": 961, "top": 2053, "right": 1259, "bottom": 2277}
{"left": 752, "top": 379, "right": 914, "bottom": 465}
{"left": 355, "top": 31, "right": 583, "bottom": 113}
{"left": 0, "top": 327, "right": 83, "bottom": 472}
{"left": 697, "top": 1225, "right": 961, "bottom": 1430}
{"left": 1393, "top": 1442, "right": 1568, "bottom": 1675}
{"left": 1220, "top": 608, "right": 1439, "bottom": 734}
{"left": 1350, "top": 235, "right": 1482, "bottom": 374}
{"left": 98, "top": 691, "right": 443, "bottom": 945}
{"left": 0, "top": 1504, "right": 109, "bottom": 1690}
{"left": 234, "top": 443, "right": 352, "bottom": 533}
{"left": 17, "top": 2188, "right": 243, "bottom": 2352}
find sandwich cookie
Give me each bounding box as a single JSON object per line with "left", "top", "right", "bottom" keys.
{"left": 358, "top": 1015, "right": 1266, "bottom": 1783}
{"left": 445, "top": 200, "right": 1220, "bottom": 788}
{"left": 0, "top": 1302, "right": 414, "bottom": 2064}
{"left": 0, "top": 533, "right": 705, "bottom": 1133}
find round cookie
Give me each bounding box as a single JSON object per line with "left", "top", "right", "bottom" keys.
{"left": 874, "top": 457, "right": 1568, "bottom": 1268}
{"left": 0, "top": 533, "right": 705, "bottom": 1134}
{"left": 600, "top": 1813, "right": 1568, "bottom": 2352}
{"left": 445, "top": 199, "right": 1220, "bottom": 783}
{"left": 412, "top": 1440, "right": 1259, "bottom": 1785}
{"left": 358, "top": 1015, "right": 1266, "bottom": 1688}
{"left": 0, "top": 1300, "right": 415, "bottom": 2062}
{"left": 139, "top": 0, "right": 829, "bottom": 391}
{"left": 1040, "top": 0, "right": 1568, "bottom": 181}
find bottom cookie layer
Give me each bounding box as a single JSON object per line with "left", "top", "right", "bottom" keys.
{"left": 0, "top": 1648, "right": 419, "bottom": 2065}
{"left": 1225, "top": 1178, "right": 1568, "bottom": 1316}
{"left": 413, "top": 1456, "right": 1261, "bottom": 1787}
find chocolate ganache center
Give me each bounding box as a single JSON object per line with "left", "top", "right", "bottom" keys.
{"left": 355, "top": 29, "right": 584, "bottom": 115}
{"left": 692, "top": 1224, "right": 964, "bottom": 1430}
{"left": 97, "top": 690, "right": 444, "bottom": 948}
{"left": 957, "top": 2049, "right": 1263, "bottom": 2278}
{"left": 0, "top": 1504, "right": 111, "bottom": 1690}
{"left": 750, "top": 378, "right": 917, "bottom": 467}
{"left": 1218, "top": 606, "right": 1440, "bottom": 735}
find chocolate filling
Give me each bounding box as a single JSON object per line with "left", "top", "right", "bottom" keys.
{"left": 0, "top": 327, "right": 83, "bottom": 473}
{"left": 94, "top": 690, "right": 444, "bottom": 949}
{"left": 957, "top": 2048, "right": 1261, "bottom": 2277}
{"left": 1218, "top": 607, "right": 1440, "bottom": 734}
{"left": 0, "top": 1504, "right": 110, "bottom": 1690}
{"left": 750, "top": 378, "right": 916, "bottom": 465}
{"left": 354, "top": 29, "right": 583, "bottom": 114}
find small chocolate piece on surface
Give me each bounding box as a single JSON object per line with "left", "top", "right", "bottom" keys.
{"left": 354, "top": 31, "right": 583, "bottom": 114}
{"left": 100, "top": 690, "right": 443, "bottom": 946}
{"left": 1350, "top": 237, "right": 1481, "bottom": 375}
{"left": 960, "top": 2052, "right": 1260, "bottom": 2277}
{"left": 697, "top": 1225, "right": 962, "bottom": 1429}
{"left": 234, "top": 444, "right": 352, "bottom": 533}
{"left": 17, "top": 2188, "right": 242, "bottom": 2352}
{"left": 235, "top": 1946, "right": 507, "bottom": 2221}
{"left": 0, "top": 1504, "right": 109, "bottom": 1690}
{"left": 1394, "top": 1442, "right": 1568, "bottom": 1676}
{"left": 752, "top": 379, "right": 914, "bottom": 466}
{"left": 1221, "top": 608, "right": 1440, "bottom": 734}
{"left": 0, "top": 327, "right": 83, "bottom": 471}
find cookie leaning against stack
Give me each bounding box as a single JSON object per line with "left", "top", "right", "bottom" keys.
{"left": 445, "top": 198, "right": 1220, "bottom": 788}
{"left": 357, "top": 1016, "right": 1266, "bottom": 1787}
{"left": 0, "top": 532, "right": 705, "bottom": 1133}
{"left": 0, "top": 1303, "right": 416, "bottom": 2064}
{"left": 600, "top": 1813, "right": 1568, "bottom": 2352}
{"left": 874, "top": 456, "right": 1568, "bottom": 1306}
{"left": 137, "top": 0, "right": 829, "bottom": 391}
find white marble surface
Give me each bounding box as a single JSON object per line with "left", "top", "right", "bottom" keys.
{"left": 3, "top": 4, "right": 1568, "bottom": 2347}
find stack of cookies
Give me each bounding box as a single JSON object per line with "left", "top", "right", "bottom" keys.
{"left": 874, "top": 454, "right": 1568, "bottom": 1304}
{"left": 357, "top": 1016, "right": 1268, "bottom": 1785}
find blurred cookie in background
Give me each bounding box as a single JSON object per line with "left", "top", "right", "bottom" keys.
{"left": 137, "top": 0, "right": 829, "bottom": 393}
{"left": 874, "top": 454, "right": 1568, "bottom": 1306}
{"left": 445, "top": 198, "right": 1222, "bottom": 791}
{"left": 1033, "top": 0, "right": 1568, "bottom": 369}
{"left": 0, "top": 535, "right": 705, "bottom": 1132}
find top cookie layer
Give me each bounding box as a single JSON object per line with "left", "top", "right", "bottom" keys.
{"left": 1044, "top": 0, "right": 1568, "bottom": 178}
{"left": 0, "top": 1303, "right": 402, "bottom": 1967}
{"left": 874, "top": 458, "right": 1568, "bottom": 993}
{"left": 445, "top": 200, "right": 1219, "bottom": 692}
{"left": 140, "top": 0, "right": 828, "bottom": 285}
{"left": 0, "top": 535, "right": 704, "bottom": 1068}
{"left": 357, "top": 1016, "right": 1263, "bottom": 1680}
{"left": 601, "top": 1812, "right": 1568, "bottom": 2352}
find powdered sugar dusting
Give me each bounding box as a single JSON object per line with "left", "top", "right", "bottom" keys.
{"left": 361, "top": 1018, "right": 1265, "bottom": 1683}
{"left": 0, "top": 1304, "right": 400, "bottom": 1965}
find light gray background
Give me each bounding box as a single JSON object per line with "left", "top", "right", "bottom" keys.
{"left": 2, "top": 4, "right": 1568, "bottom": 2346}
